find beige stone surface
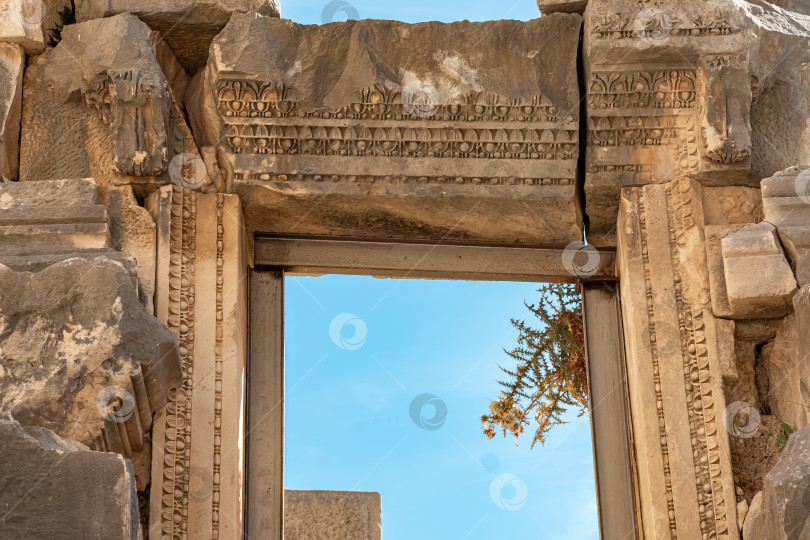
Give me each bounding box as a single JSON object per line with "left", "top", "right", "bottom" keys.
{"left": 147, "top": 187, "right": 247, "bottom": 540}
{"left": 617, "top": 178, "right": 739, "bottom": 540}
{"left": 0, "top": 43, "right": 23, "bottom": 182}
{"left": 0, "top": 178, "right": 111, "bottom": 255}
{"left": 702, "top": 186, "right": 763, "bottom": 227}
{"left": 763, "top": 166, "right": 810, "bottom": 286}
{"left": 18, "top": 14, "right": 200, "bottom": 197}
{"left": 0, "top": 418, "right": 139, "bottom": 539}
{"left": 99, "top": 186, "right": 157, "bottom": 314}
{"left": 795, "top": 286, "right": 810, "bottom": 417}
{"left": 722, "top": 223, "right": 798, "bottom": 319}
{"left": 189, "top": 14, "right": 584, "bottom": 246}
{"left": 584, "top": 0, "right": 810, "bottom": 246}
{"left": 285, "top": 491, "right": 382, "bottom": 540}
{"left": 537, "top": 0, "right": 587, "bottom": 14}
{"left": 0, "top": 256, "right": 181, "bottom": 454}
{"left": 75, "top": 0, "right": 281, "bottom": 70}
{"left": 0, "top": 0, "right": 72, "bottom": 54}
{"left": 761, "top": 315, "right": 808, "bottom": 431}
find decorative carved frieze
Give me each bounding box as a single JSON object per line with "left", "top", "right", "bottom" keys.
{"left": 618, "top": 178, "right": 739, "bottom": 540}
{"left": 147, "top": 186, "right": 247, "bottom": 540}
{"left": 589, "top": 7, "right": 740, "bottom": 41}
{"left": 583, "top": 0, "right": 769, "bottom": 246}
{"left": 189, "top": 14, "right": 585, "bottom": 246}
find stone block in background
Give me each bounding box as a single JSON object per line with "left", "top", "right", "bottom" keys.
{"left": 75, "top": 0, "right": 281, "bottom": 70}
{"left": 537, "top": 0, "right": 587, "bottom": 14}
{"left": 189, "top": 14, "right": 583, "bottom": 246}
{"left": 795, "top": 286, "right": 810, "bottom": 418}
{"left": 721, "top": 223, "right": 798, "bottom": 319}
{"left": 0, "top": 178, "right": 110, "bottom": 255}
{"left": 0, "top": 0, "right": 71, "bottom": 54}
{"left": 0, "top": 43, "right": 23, "bottom": 182}
{"left": 0, "top": 256, "right": 182, "bottom": 456}
{"left": 285, "top": 491, "right": 382, "bottom": 540}
{"left": 763, "top": 166, "right": 810, "bottom": 286}
{"left": 18, "top": 13, "right": 200, "bottom": 197}
{"left": 99, "top": 186, "right": 157, "bottom": 315}
{"left": 743, "top": 424, "right": 810, "bottom": 539}
{"left": 0, "top": 418, "right": 139, "bottom": 540}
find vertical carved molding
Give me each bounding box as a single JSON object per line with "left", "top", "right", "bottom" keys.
{"left": 147, "top": 187, "right": 247, "bottom": 540}
{"left": 617, "top": 178, "right": 738, "bottom": 540}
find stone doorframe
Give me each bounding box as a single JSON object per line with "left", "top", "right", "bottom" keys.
{"left": 246, "top": 236, "right": 639, "bottom": 540}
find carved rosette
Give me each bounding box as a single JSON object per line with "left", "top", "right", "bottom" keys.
{"left": 147, "top": 186, "right": 247, "bottom": 540}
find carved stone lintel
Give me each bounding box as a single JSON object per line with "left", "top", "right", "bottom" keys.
{"left": 188, "top": 14, "right": 585, "bottom": 246}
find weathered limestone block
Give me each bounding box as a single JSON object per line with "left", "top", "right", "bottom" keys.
{"left": 0, "top": 0, "right": 71, "bottom": 54}
{"left": 743, "top": 424, "right": 810, "bottom": 539}
{"left": 0, "top": 257, "right": 182, "bottom": 455}
{"left": 188, "top": 14, "right": 584, "bottom": 246}
{"left": 99, "top": 186, "right": 157, "bottom": 314}
{"left": 146, "top": 187, "right": 247, "bottom": 540}
{"left": 584, "top": 0, "right": 810, "bottom": 246}
{"left": 0, "top": 418, "right": 139, "bottom": 539}
{"left": 721, "top": 223, "right": 798, "bottom": 319}
{"left": 285, "top": 491, "right": 382, "bottom": 540}
{"left": 763, "top": 166, "right": 810, "bottom": 286}
{"left": 537, "top": 0, "right": 587, "bottom": 14}
{"left": 19, "top": 13, "right": 200, "bottom": 197}
{"left": 618, "top": 178, "right": 739, "bottom": 539}
{"left": 75, "top": 0, "right": 281, "bottom": 70}
{"left": 761, "top": 315, "right": 808, "bottom": 431}
{"left": 795, "top": 286, "right": 810, "bottom": 417}
{"left": 0, "top": 178, "right": 110, "bottom": 254}
{"left": 701, "top": 186, "right": 763, "bottom": 228}
{"left": 0, "top": 43, "right": 23, "bottom": 182}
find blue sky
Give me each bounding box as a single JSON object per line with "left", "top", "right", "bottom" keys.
{"left": 281, "top": 0, "right": 542, "bottom": 24}
{"left": 281, "top": 3, "right": 597, "bottom": 539}
{"left": 285, "top": 276, "right": 598, "bottom": 540}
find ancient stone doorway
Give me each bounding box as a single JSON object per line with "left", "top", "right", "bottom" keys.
{"left": 247, "top": 236, "right": 637, "bottom": 539}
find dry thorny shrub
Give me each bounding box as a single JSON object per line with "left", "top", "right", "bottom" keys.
{"left": 482, "top": 283, "right": 588, "bottom": 448}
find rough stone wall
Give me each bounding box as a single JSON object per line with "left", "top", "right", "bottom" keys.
{"left": 1, "top": 1, "right": 810, "bottom": 539}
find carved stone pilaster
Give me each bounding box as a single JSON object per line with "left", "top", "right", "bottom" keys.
{"left": 146, "top": 186, "right": 247, "bottom": 540}
{"left": 617, "top": 178, "right": 738, "bottom": 539}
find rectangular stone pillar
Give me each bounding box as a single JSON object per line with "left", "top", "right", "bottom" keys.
{"left": 147, "top": 186, "right": 248, "bottom": 540}
{"left": 617, "top": 178, "right": 739, "bottom": 539}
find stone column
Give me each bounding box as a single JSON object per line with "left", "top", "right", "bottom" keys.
{"left": 617, "top": 178, "right": 738, "bottom": 540}
{"left": 147, "top": 186, "right": 248, "bottom": 540}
